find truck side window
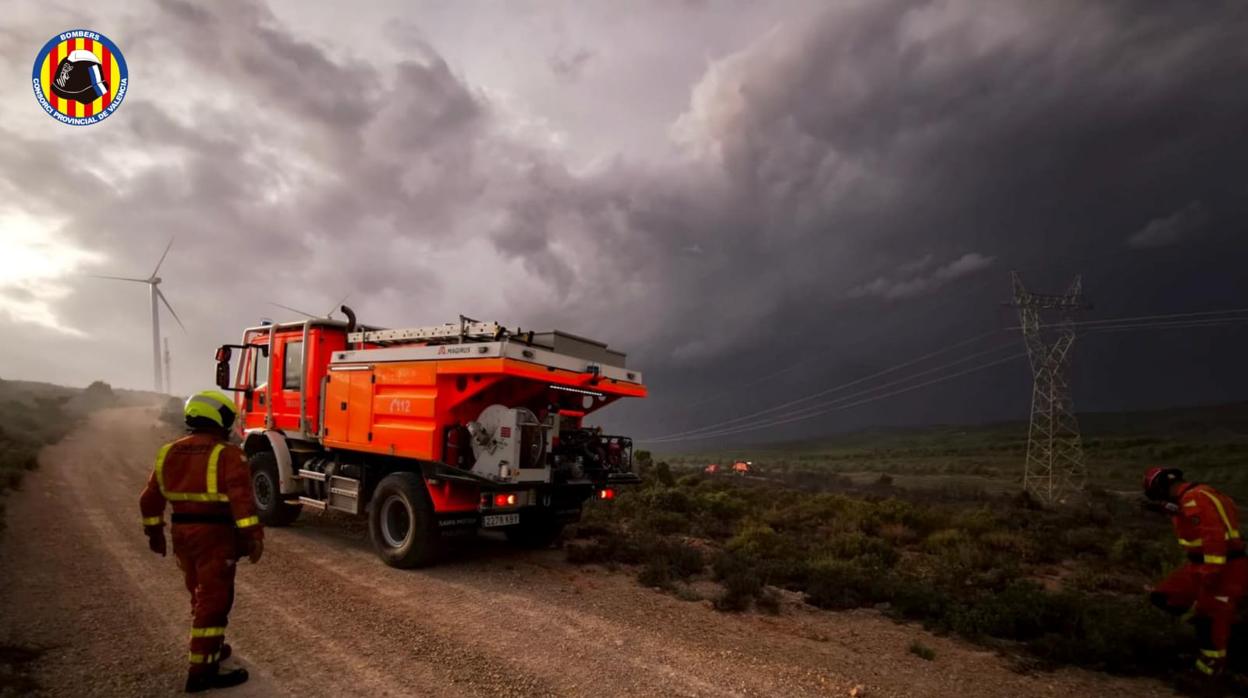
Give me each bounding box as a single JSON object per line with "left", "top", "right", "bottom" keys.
{"left": 253, "top": 347, "right": 270, "bottom": 388}
{"left": 283, "top": 340, "right": 303, "bottom": 390}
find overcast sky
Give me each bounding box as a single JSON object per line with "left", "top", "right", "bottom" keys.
{"left": 2, "top": 0, "right": 1247, "bottom": 449}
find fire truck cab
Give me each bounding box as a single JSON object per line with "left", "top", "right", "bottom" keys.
{"left": 214, "top": 308, "right": 645, "bottom": 567}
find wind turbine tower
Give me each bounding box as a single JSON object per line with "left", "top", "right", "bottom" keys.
{"left": 91, "top": 239, "right": 186, "bottom": 393}
{"left": 163, "top": 337, "right": 172, "bottom": 394}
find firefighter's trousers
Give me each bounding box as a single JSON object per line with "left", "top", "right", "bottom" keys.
{"left": 1152, "top": 558, "right": 1248, "bottom": 674}
{"left": 172, "top": 523, "right": 239, "bottom": 674}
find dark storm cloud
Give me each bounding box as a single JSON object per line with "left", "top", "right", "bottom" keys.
{"left": 3, "top": 0, "right": 1247, "bottom": 443}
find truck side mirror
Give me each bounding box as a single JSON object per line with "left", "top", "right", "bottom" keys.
{"left": 215, "top": 346, "right": 232, "bottom": 362}
{"left": 215, "top": 359, "right": 231, "bottom": 390}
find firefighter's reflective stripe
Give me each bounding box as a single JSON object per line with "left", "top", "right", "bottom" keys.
{"left": 190, "top": 626, "right": 226, "bottom": 638}
{"left": 1197, "top": 489, "right": 1241, "bottom": 540}
{"left": 205, "top": 444, "right": 222, "bottom": 498}
{"left": 235, "top": 516, "right": 260, "bottom": 528}
{"left": 188, "top": 652, "right": 220, "bottom": 664}
{"left": 1196, "top": 659, "right": 1215, "bottom": 675}
{"left": 142, "top": 516, "right": 163, "bottom": 526}
{"left": 1185, "top": 500, "right": 1199, "bottom": 508}
{"left": 1205, "top": 555, "right": 1228, "bottom": 565}
{"left": 154, "top": 443, "right": 173, "bottom": 493}
{"left": 1203, "top": 648, "right": 1228, "bottom": 658}
{"left": 1179, "top": 538, "right": 1203, "bottom": 548}
{"left": 156, "top": 443, "right": 230, "bottom": 503}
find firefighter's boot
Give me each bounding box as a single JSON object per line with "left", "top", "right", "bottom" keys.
{"left": 184, "top": 666, "right": 249, "bottom": 693}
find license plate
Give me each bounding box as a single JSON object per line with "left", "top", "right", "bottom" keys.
{"left": 482, "top": 513, "right": 520, "bottom": 528}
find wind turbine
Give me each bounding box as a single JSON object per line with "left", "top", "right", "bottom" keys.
{"left": 90, "top": 238, "right": 186, "bottom": 393}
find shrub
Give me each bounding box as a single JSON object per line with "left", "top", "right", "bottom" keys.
{"left": 803, "top": 558, "right": 890, "bottom": 610}
{"left": 1063, "top": 527, "right": 1109, "bottom": 556}
{"left": 644, "top": 511, "right": 690, "bottom": 535}
{"left": 726, "top": 522, "right": 786, "bottom": 558}
{"left": 1109, "top": 535, "right": 1178, "bottom": 576}
{"left": 696, "top": 490, "right": 749, "bottom": 524}
{"left": 713, "top": 554, "right": 763, "bottom": 612}
{"left": 980, "top": 531, "right": 1031, "bottom": 555}
{"left": 654, "top": 462, "right": 676, "bottom": 487}
{"left": 677, "top": 474, "right": 703, "bottom": 488}
{"left": 645, "top": 487, "right": 694, "bottom": 513}
{"left": 821, "top": 531, "right": 900, "bottom": 568}
{"left": 638, "top": 559, "right": 673, "bottom": 588}
{"left": 909, "top": 641, "right": 936, "bottom": 661}
{"left": 922, "top": 529, "right": 970, "bottom": 552}
{"left": 951, "top": 507, "right": 998, "bottom": 535}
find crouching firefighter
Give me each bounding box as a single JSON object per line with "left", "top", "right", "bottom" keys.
{"left": 1144, "top": 466, "right": 1248, "bottom": 680}
{"left": 139, "top": 390, "right": 264, "bottom": 693}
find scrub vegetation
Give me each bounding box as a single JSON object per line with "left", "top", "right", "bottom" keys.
{"left": 0, "top": 379, "right": 152, "bottom": 533}
{"left": 568, "top": 402, "right": 1248, "bottom": 679}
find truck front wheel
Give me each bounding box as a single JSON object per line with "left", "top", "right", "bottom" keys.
{"left": 249, "top": 451, "right": 302, "bottom": 527}
{"left": 369, "top": 473, "right": 441, "bottom": 568}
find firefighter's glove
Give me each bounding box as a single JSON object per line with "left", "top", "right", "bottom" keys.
{"left": 146, "top": 528, "right": 167, "bottom": 557}
{"left": 1140, "top": 499, "right": 1179, "bottom": 516}
{"left": 248, "top": 539, "right": 264, "bottom": 565}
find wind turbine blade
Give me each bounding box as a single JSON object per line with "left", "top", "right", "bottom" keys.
{"left": 156, "top": 289, "right": 187, "bottom": 333}
{"left": 325, "top": 293, "right": 351, "bottom": 318}
{"left": 150, "top": 237, "right": 175, "bottom": 278}
{"left": 87, "top": 274, "right": 149, "bottom": 283}
{"left": 268, "top": 301, "right": 318, "bottom": 319}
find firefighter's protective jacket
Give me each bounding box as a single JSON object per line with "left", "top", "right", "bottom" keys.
{"left": 1172, "top": 483, "right": 1243, "bottom": 572}
{"left": 139, "top": 431, "right": 264, "bottom": 542}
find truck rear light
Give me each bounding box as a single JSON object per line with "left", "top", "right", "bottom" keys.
{"left": 599, "top": 488, "right": 615, "bottom": 500}
{"left": 493, "top": 493, "right": 517, "bottom": 508}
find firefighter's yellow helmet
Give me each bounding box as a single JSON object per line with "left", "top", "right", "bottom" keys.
{"left": 184, "top": 390, "right": 238, "bottom": 429}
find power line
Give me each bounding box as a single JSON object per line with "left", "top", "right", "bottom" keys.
{"left": 647, "top": 339, "right": 1018, "bottom": 442}
{"left": 646, "top": 351, "right": 1028, "bottom": 443}
{"left": 642, "top": 310, "right": 1248, "bottom": 446}
{"left": 642, "top": 329, "right": 1007, "bottom": 441}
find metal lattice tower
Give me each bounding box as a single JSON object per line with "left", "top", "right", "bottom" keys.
{"left": 1010, "top": 272, "right": 1088, "bottom": 505}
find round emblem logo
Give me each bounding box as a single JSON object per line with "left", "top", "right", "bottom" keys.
{"left": 32, "top": 29, "right": 128, "bottom": 126}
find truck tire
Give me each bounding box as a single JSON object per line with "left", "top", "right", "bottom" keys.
{"left": 505, "top": 515, "right": 565, "bottom": 549}
{"left": 369, "top": 472, "right": 441, "bottom": 568}
{"left": 249, "top": 451, "right": 302, "bottom": 527}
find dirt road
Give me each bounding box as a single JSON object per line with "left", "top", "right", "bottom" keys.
{"left": 0, "top": 407, "right": 1176, "bottom": 696}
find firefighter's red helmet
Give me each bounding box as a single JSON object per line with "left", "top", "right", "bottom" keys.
{"left": 1143, "top": 466, "right": 1183, "bottom": 501}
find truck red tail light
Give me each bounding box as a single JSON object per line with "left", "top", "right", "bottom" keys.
{"left": 599, "top": 488, "right": 616, "bottom": 500}
{"left": 493, "top": 493, "right": 517, "bottom": 508}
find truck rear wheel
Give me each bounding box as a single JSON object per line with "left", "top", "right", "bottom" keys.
{"left": 249, "top": 451, "right": 302, "bottom": 527}
{"left": 505, "top": 516, "right": 565, "bottom": 548}
{"left": 369, "top": 473, "right": 441, "bottom": 568}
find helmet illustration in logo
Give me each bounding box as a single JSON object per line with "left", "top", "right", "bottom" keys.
{"left": 51, "top": 49, "right": 109, "bottom": 105}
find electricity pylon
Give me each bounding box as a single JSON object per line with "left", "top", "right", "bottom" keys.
{"left": 1010, "top": 272, "right": 1088, "bottom": 505}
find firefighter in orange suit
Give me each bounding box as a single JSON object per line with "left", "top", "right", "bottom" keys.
{"left": 140, "top": 390, "right": 264, "bottom": 693}
{"left": 1144, "top": 467, "right": 1248, "bottom": 679}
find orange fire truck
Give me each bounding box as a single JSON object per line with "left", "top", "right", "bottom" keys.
{"left": 214, "top": 308, "right": 645, "bottom": 567}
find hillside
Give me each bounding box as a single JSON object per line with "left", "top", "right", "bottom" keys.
{"left": 658, "top": 401, "right": 1248, "bottom": 498}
